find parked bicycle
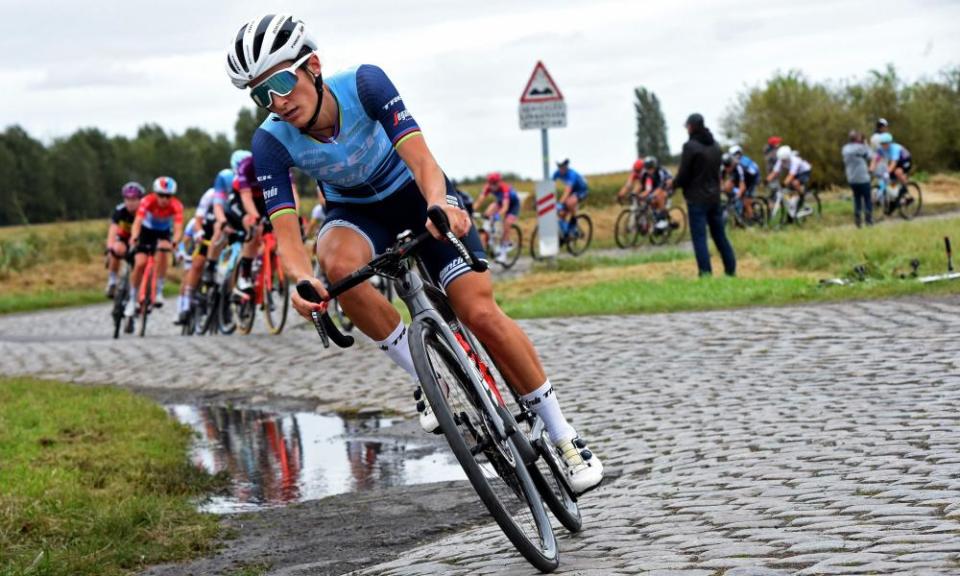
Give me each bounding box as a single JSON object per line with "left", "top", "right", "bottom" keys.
{"left": 299, "top": 207, "right": 581, "bottom": 572}
{"left": 872, "top": 175, "right": 922, "bottom": 220}
{"left": 529, "top": 204, "right": 593, "bottom": 260}
{"left": 237, "top": 230, "right": 289, "bottom": 335}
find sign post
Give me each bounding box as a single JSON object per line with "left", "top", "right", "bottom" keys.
{"left": 519, "top": 61, "right": 566, "bottom": 259}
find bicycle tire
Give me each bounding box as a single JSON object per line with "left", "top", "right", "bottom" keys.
{"left": 747, "top": 199, "right": 767, "bottom": 228}
{"left": 668, "top": 206, "right": 688, "bottom": 242}
{"left": 263, "top": 254, "right": 289, "bottom": 335}
{"left": 410, "top": 317, "right": 559, "bottom": 572}
{"left": 529, "top": 226, "right": 542, "bottom": 261}
{"left": 614, "top": 209, "right": 639, "bottom": 249}
{"left": 138, "top": 276, "right": 151, "bottom": 338}
{"left": 203, "top": 286, "right": 221, "bottom": 335}
{"left": 496, "top": 224, "right": 523, "bottom": 269}
{"left": 234, "top": 262, "right": 256, "bottom": 335}
{"left": 457, "top": 328, "right": 582, "bottom": 534}
{"left": 566, "top": 214, "right": 592, "bottom": 256}
{"left": 112, "top": 275, "right": 128, "bottom": 339}
{"left": 218, "top": 277, "right": 238, "bottom": 335}
{"left": 332, "top": 298, "right": 354, "bottom": 332}
{"left": 898, "top": 182, "right": 922, "bottom": 220}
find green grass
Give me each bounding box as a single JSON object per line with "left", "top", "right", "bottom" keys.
{"left": 0, "top": 378, "right": 223, "bottom": 576}
{"left": 0, "top": 283, "right": 181, "bottom": 317}
{"left": 495, "top": 214, "right": 960, "bottom": 318}
{"left": 499, "top": 274, "right": 957, "bottom": 319}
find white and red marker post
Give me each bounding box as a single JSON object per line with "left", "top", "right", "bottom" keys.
{"left": 519, "top": 61, "right": 566, "bottom": 259}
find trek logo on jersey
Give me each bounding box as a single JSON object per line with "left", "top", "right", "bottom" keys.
{"left": 263, "top": 186, "right": 279, "bottom": 200}
{"left": 393, "top": 109, "right": 413, "bottom": 127}
{"left": 382, "top": 95, "right": 402, "bottom": 111}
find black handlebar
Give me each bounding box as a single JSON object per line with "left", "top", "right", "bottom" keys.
{"left": 296, "top": 281, "right": 355, "bottom": 349}
{"left": 298, "top": 205, "right": 485, "bottom": 350}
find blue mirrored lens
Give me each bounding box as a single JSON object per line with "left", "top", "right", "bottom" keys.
{"left": 250, "top": 69, "right": 299, "bottom": 108}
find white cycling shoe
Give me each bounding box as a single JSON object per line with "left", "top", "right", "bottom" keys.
{"left": 413, "top": 386, "right": 440, "bottom": 434}
{"left": 555, "top": 436, "right": 604, "bottom": 495}
{"left": 124, "top": 298, "right": 136, "bottom": 318}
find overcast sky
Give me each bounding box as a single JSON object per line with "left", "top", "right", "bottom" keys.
{"left": 1, "top": 0, "right": 958, "bottom": 179}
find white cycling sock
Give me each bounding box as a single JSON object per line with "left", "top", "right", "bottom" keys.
{"left": 521, "top": 380, "right": 576, "bottom": 444}
{"left": 156, "top": 278, "right": 165, "bottom": 296}
{"left": 376, "top": 321, "right": 417, "bottom": 380}
{"left": 108, "top": 271, "right": 117, "bottom": 285}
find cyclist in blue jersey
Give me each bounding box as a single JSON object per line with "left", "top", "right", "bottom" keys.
{"left": 551, "top": 159, "right": 588, "bottom": 228}
{"left": 870, "top": 133, "right": 913, "bottom": 212}
{"left": 728, "top": 145, "right": 759, "bottom": 220}
{"left": 225, "top": 14, "right": 602, "bottom": 493}
{"left": 479, "top": 173, "right": 521, "bottom": 264}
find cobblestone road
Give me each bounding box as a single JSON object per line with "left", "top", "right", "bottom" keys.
{"left": 1, "top": 296, "right": 959, "bottom": 575}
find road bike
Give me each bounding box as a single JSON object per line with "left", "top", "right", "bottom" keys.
{"left": 476, "top": 212, "right": 523, "bottom": 269}
{"left": 530, "top": 202, "right": 592, "bottom": 260}
{"left": 134, "top": 247, "right": 166, "bottom": 337}
{"left": 720, "top": 191, "right": 767, "bottom": 230}
{"left": 299, "top": 207, "right": 582, "bottom": 572}
{"left": 109, "top": 251, "right": 134, "bottom": 339}
{"left": 761, "top": 181, "right": 820, "bottom": 228}
{"left": 615, "top": 192, "right": 687, "bottom": 248}
{"left": 237, "top": 230, "right": 289, "bottom": 335}
{"left": 872, "top": 175, "right": 922, "bottom": 220}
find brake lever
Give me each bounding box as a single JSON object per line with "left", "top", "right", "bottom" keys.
{"left": 427, "top": 206, "right": 488, "bottom": 273}
{"left": 296, "top": 280, "right": 355, "bottom": 349}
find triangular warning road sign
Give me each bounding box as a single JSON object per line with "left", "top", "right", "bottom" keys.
{"left": 520, "top": 61, "right": 564, "bottom": 103}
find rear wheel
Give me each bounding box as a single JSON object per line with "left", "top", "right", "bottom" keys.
{"left": 529, "top": 226, "right": 542, "bottom": 261}
{"left": 112, "top": 275, "right": 129, "bottom": 339}
{"left": 263, "top": 253, "right": 289, "bottom": 335}
{"left": 236, "top": 265, "right": 256, "bottom": 335}
{"left": 410, "top": 318, "right": 558, "bottom": 573}
{"left": 614, "top": 209, "right": 640, "bottom": 249}
{"left": 898, "top": 182, "right": 922, "bottom": 220}
{"left": 746, "top": 199, "right": 767, "bottom": 228}
{"left": 497, "top": 224, "right": 523, "bottom": 269}
{"left": 566, "top": 214, "right": 592, "bottom": 256}
{"left": 668, "top": 206, "right": 687, "bottom": 242}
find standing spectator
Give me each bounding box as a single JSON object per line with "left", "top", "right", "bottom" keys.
{"left": 674, "top": 113, "right": 736, "bottom": 277}
{"left": 842, "top": 130, "right": 873, "bottom": 227}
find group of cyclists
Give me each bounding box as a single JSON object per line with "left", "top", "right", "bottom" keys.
{"left": 104, "top": 148, "right": 286, "bottom": 332}
{"left": 617, "top": 155, "right": 675, "bottom": 229}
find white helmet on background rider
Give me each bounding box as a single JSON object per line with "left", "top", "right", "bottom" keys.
{"left": 225, "top": 14, "right": 318, "bottom": 89}
{"left": 729, "top": 145, "right": 743, "bottom": 157}
{"left": 776, "top": 145, "right": 793, "bottom": 161}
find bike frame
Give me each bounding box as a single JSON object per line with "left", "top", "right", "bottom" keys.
{"left": 138, "top": 252, "right": 158, "bottom": 309}
{"left": 254, "top": 231, "right": 281, "bottom": 306}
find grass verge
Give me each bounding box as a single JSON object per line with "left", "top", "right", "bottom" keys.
{"left": 0, "top": 378, "right": 222, "bottom": 576}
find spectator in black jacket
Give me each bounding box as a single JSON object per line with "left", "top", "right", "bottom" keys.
{"left": 674, "top": 113, "right": 736, "bottom": 277}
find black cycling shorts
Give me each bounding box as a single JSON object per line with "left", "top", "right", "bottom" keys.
{"left": 135, "top": 227, "right": 172, "bottom": 255}
{"left": 318, "top": 178, "right": 485, "bottom": 290}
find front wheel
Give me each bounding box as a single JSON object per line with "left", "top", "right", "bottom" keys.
{"left": 262, "top": 253, "right": 289, "bottom": 335}
{"left": 529, "top": 226, "right": 544, "bottom": 261}
{"left": 566, "top": 214, "right": 592, "bottom": 256}
{"left": 410, "top": 318, "right": 559, "bottom": 573}
{"left": 898, "top": 182, "right": 922, "bottom": 220}
{"left": 614, "top": 209, "right": 640, "bottom": 249}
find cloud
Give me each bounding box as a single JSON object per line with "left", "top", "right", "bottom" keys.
{"left": 29, "top": 62, "right": 145, "bottom": 90}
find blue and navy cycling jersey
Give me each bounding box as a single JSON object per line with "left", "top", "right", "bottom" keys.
{"left": 212, "top": 168, "right": 234, "bottom": 207}
{"left": 879, "top": 143, "right": 911, "bottom": 163}
{"left": 251, "top": 64, "right": 422, "bottom": 220}
{"left": 739, "top": 155, "right": 760, "bottom": 177}
{"left": 551, "top": 168, "right": 588, "bottom": 196}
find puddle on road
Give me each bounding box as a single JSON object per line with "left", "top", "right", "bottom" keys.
{"left": 167, "top": 405, "right": 464, "bottom": 514}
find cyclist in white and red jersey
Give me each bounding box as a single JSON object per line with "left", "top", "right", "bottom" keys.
{"left": 617, "top": 158, "right": 645, "bottom": 202}
{"left": 225, "top": 14, "right": 602, "bottom": 493}
{"left": 127, "top": 177, "right": 184, "bottom": 317}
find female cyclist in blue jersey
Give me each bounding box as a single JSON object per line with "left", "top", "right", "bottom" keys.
{"left": 552, "top": 159, "right": 589, "bottom": 224}
{"left": 225, "top": 15, "right": 601, "bottom": 493}
{"left": 870, "top": 133, "right": 913, "bottom": 211}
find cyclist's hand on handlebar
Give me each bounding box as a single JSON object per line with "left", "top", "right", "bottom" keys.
{"left": 426, "top": 203, "right": 470, "bottom": 240}
{"left": 291, "top": 276, "right": 329, "bottom": 320}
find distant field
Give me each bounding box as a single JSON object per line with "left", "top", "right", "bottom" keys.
{"left": 1, "top": 172, "right": 959, "bottom": 315}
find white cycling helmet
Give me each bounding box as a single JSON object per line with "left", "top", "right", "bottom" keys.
{"left": 230, "top": 149, "right": 252, "bottom": 172}
{"left": 776, "top": 145, "right": 793, "bottom": 161}
{"left": 153, "top": 176, "right": 178, "bottom": 195}
{"left": 226, "top": 14, "right": 318, "bottom": 89}
{"left": 729, "top": 145, "right": 743, "bottom": 156}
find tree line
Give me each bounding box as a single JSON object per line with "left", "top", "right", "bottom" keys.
{"left": 721, "top": 65, "right": 960, "bottom": 186}
{"left": 0, "top": 107, "right": 270, "bottom": 226}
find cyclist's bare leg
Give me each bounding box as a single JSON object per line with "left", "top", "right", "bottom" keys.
{"left": 131, "top": 252, "right": 147, "bottom": 292}
{"left": 652, "top": 190, "right": 666, "bottom": 211}
{"left": 503, "top": 214, "right": 518, "bottom": 248}
{"left": 446, "top": 272, "right": 545, "bottom": 395}
{"left": 108, "top": 241, "right": 126, "bottom": 275}
{"left": 156, "top": 240, "right": 172, "bottom": 284}
{"left": 743, "top": 191, "right": 754, "bottom": 219}
{"left": 563, "top": 194, "right": 579, "bottom": 217}
{"left": 317, "top": 227, "right": 399, "bottom": 340}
